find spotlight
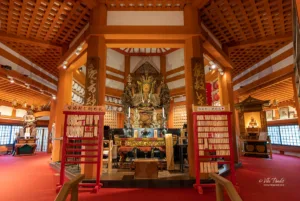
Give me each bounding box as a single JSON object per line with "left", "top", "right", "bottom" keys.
{"left": 52, "top": 95, "right": 56, "bottom": 100}
{"left": 79, "top": 67, "right": 83, "bottom": 72}
{"left": 25, "top": 83, "right": 30, "bottom": 89}
{"left": 63, "top": 65, "right": 67, "bottom": 69}
{"left": 40, "top": 89, "right": 44, "bottom": 94}
{"left": 211, "top": 64, "right": 217, "bottom": 69}
{"left": 10, "top": 79, "right": 14, "bottom": 83}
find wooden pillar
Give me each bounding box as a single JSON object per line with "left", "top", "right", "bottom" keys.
{"left": 292, "top": 75, "right": 300, "bottom": 125}
{"left": 83, "top": 2, "right": 107, "bottom": 179}
{"left": 51, "top": 69, "right": 73, "bottom": 162}
{"left": 160, "top": 55, "right": 166, "bottom": 82}
{"left": 185, "top": 35, "right": 205, "bottom": 177}
{"left": 47, "top": 99, "right": 56, "bottom": 153}
{"left": 168, "top": 99, "right": 174, "bottom": 128}
{"left": 218, "top": 68, "right": 239, "bottom": 163}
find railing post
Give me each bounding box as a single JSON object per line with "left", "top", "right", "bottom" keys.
{"left": 71, "top": 185, "right": 79, "bottom": 201}
{"left": 216, "top": 183, "right": 224, "bottom": 201}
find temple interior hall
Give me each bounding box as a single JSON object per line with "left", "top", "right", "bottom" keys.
{"left": 0, "top": 0, "right": 300, "bottom": 201}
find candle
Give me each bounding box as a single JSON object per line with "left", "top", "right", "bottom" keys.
{"left": 128, "top": 107, "right": 131, "bottom": 118}
{"left": 162, "top": 107, "right": 165, "bottom": 118}
{"left": 154, "top": 130, "right": 158, "bottom": 138}
{"left": 134, "top": 130, "right": 138, "bottom": 138}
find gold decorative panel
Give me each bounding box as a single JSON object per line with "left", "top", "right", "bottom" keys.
{"left": 104, "top": 111, "right": 118, "bottom": 128}
{"left": 173, "top": 105, "right": 187, "bottom": 128}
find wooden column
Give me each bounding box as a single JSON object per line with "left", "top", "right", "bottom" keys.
{"left": 160, "top": 55, "right": 166, "bottom": 82}
{"left": 47, "top": 99, "right": 56, "bottom": 153}
{"left": 51, "top": 69, "right": 73, "bottom": 162}
{"left": 292, "top": 75, "right": 300, "bottom": 125}
{"left": 184, "top": 35, "right": 205, "bottom": 177}
{"left": 218, "top": 68, "right": 239, "bottom": 163}
{"left": 83, "top": 2, "right": 107, "bottom": 179}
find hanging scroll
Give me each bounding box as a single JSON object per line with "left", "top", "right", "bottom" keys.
{"left": 85, "top": 57, "right": 100, "bottom": 106}
{"left": 191, "top": 57, "right": 207, "bottom": 106}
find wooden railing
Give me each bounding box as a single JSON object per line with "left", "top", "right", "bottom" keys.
{"left": 55, "top": 174, "right": 85, "bottom": 201}
{"left": 209, "top": 173, "right": 243, "bottom": 201}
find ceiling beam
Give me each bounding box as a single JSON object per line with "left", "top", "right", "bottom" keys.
{"left": 0, "top": 66, "right": 57, "bottom": 95}
{"left": 234, "top": 64, "right": 294, "bottom": 96}
{"left": 0, "top": 31, "right": 62, "bottom": 50}
{"left": 193, "top": 0, "right": 210, "bottom": 8}
{"left": 0, "top": 48, "right": 58, "bottom": 85}
{"left": 226, "top": 32, "right": 292, "bottom": 49}
{"left": 79, "top": 0, "right": 99, "bottom": 9}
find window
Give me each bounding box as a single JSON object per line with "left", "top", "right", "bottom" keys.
{"left": 267, "top": 125, "right": 300, "bottom": 146}
{"left": 0, "top": 125, "right": 22, "bottom": 145}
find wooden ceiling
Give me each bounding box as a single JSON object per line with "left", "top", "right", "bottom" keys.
{"left": 0, "top": 0, "right": 91, "bottom": 76}
{"left": 200, "top": 0, "right": 293, "bottom": 76}
{"left": 113, "top": 47, "right": 178, "bottom": 56}
{"left": 239, "top": 77, "right": 294, "bottom": 104}
{"left": 0, "top": 76, "right": 51, "bottom": 107}
{"left": 105, "top": 0, "right": 187, "bottom": 10}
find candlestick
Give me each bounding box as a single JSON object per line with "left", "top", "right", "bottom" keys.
{"left": 128, "top": 107, "right": 131, "bottom": 118}
{"left": 162, "top": 107, "right": 165, "bottom": 118}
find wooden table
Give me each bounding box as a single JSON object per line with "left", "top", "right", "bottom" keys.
{"left": 134, "top": 158, "right": 159, "bottom": 179}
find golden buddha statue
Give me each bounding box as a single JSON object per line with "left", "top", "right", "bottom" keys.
{"left": 132, "top": 72, "right": 160, "bottom": 108}
{"left": 248, "top": 117, "right": 258, "bottom": 128}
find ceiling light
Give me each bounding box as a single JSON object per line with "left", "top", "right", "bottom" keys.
{"left": 211, "top": 63, "right": 217, "bottom": 69}
{"left": 166, "top": 3, "right": 171, "bottom": 6}
{"left": 25, "top": 83, "right": 30, "bottom": 89}
{"left": 139, "top": 3, "right": 144, "bottom": 6}
{"left": 148, "top": 3, "right": 152, "bottom": 6}
{"left": 52, "top": 95, "right": 56, "bottom": 100}
{"left": 129, "top": 3, "right": 134, "bottom": 6}
{"left": 63, "top": 65, "right": 67, "bottom": 69}
{"left": 120, "top": 3, "right": 125, "bottom": 7}
{"left": 157, "top": 3, "right": 162, "bottom": 6}
{"left": 175, "top": 3, "right": 180, "bottom": 6}
{"left": 10, "top": 79, "right": 14, "bottom": 83}
{"left": 111, "top": 3, "right": 115, "bottom": 6}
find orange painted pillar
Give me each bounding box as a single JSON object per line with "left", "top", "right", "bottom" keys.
{"left": 83, "top": 2, "right": 107, "bottom": 179}
{"left": 47, "top": 99, "right": 56, "bottom": 153}
{"left": 51, "top": 69, "right": 73, "bottom": 162}
{"left": 218, "top": 67, "right": 239, "bottom": 163}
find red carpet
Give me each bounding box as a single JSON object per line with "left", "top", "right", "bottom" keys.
{"left": 0, "top": 153, "right": 299, "bottom": 201}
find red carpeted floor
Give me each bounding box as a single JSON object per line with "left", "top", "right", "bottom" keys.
{"left": 0, "top": 153, "right": 299, "bottom": 201}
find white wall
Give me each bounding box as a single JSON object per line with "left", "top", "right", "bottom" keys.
{"left": 107, "top": 11, "right": 184, "bottom": 26}
{"left": 130, "top": 56, "right": 160, "bottom": 73}
{"left": 166, "top": 48, "right": 184, "bottom": 71}
{"left": 106, "top": 48, "right": 125, "bottom": 71}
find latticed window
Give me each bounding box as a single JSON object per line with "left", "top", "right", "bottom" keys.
{"left": 0, "top": 125, "right": 22, "bottom": 145}
{"left": 267, "top": 125, "right": 300, "bottom": 146}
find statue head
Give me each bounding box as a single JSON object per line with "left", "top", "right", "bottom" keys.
{"left": 143, "top": 83, "right": 151, "bottom": 93}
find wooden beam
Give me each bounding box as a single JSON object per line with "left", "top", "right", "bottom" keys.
{"left": 106, "top": 66, "right": 125, "bottom": 76}
{"left": 79, "top": 0, "right": 98, "bottom": 9}
{"left": 106, "top": 74, "right": 124, "bottom": 83}
{"left": 170, "top": 87, "right": 186, "bottom": 97}
{"left": 0, "top": 31, "right": 62, "bottom": 50}
{"left": 0, "top": 48, "right": 58, "bottom": 85}
{"left": 166, "top": 66, "right": 185, "bottom": 76}
{"left": 0, "top": 66, "right": 57, "bottom": 95}
{"left": 106, "top": 39, "right": 185, "bottom": 48}
{"left": 105, "top": 87, "right": 123, "bottom": 97}
{"left": 166, "top": 74, "right": 185, "bottom": 83}
{"left": 226, "top": 32, "right": 292, "bottom": 49}
{"left": 193, "top": 0, "right": 210, "bottom": 8}
{"left": 235, "top": 65, "right": 294, "bottom": 96}
{"left": 233, "top": 48, "right": 293, "bottom": 85}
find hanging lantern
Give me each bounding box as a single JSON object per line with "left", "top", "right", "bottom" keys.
{"left": 213, "top": 93, "right": 220, "bottom": 101}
